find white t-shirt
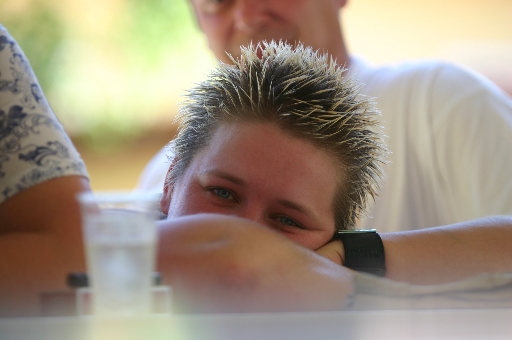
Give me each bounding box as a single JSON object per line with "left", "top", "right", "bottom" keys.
{"left": 0, "top": 25, "right": 88, "bottom": 204}
{"left": 348, "top": 57, "right": 512, "bottom": 232}
{"left": 136, "top": 57, "right": 512, "bottom": 233}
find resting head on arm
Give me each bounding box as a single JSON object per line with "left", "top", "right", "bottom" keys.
{"left": 156, "top": 41, "right": 386, "bottom": 312}
{"left": 156, "top": 41, "right": 512, "bottom": 308}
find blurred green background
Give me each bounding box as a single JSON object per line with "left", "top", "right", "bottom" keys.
{"left": 2, "top": 0, "right": 511, "bottom": 191}
{"left": 1, "top": 0, "right": 214, "bottom": 146}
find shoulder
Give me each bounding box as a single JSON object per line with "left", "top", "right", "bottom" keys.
{"left": 349, "top": 57, "right": 511, "bottom": 124}
{"left": 349, "top": 56, "right": 502, "bottom": 97}
{"left": 136, "top": 146, "right": 171, "bottom": 193}
{"left": 0, "top": 24, "right": 88, "bottom": 204}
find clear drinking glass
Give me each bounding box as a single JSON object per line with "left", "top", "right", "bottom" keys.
{"left": 77, "top": 191, "right": 159, "bottom": 316}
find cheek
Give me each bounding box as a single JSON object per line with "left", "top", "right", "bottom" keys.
{"left": 167, "top": 181, "right": 203, "bottom": 218}
{"left": 284, "top": 230, "right": 334, "bottom": 251}
{"left": 199, "top": 16, "right": 230, "bottom": 49}
{"left": 168, "top": 180, "right": 227, "bottom": 218}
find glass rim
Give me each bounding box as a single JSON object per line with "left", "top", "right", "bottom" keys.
{"left": 76, "top": 191, "right": 160, "bottom": 204}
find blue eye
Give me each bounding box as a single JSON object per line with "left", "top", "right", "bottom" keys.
{"left": 212, "top": 188, "right": 233, "bottom": 200}
{"left": 279, "top": 216, "right": 295, "bottom": 225}
{"left": 277, "top": 216, "right": 305, "bottom": 229}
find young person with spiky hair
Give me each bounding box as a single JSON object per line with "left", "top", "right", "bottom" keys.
{"left": 154, "top": 41, "right": 512, "bottom": 312}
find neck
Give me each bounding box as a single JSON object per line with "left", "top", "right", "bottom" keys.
{"left": 326, "top": 14, "right": 350, "bottom": 68}
{"left": 337, "top": 28, "right": 350, "bottom": 68}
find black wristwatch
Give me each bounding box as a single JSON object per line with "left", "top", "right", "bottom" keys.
{"left": 333, "top": 229, "right": 386, "bottom": 277}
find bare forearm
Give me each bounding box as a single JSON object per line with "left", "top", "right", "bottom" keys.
{"left": 157, "top": 214, "right": 354, "bottom": 313}
{"left": 316, "top": 216, "right": 512, "bottom": 285}
{"left": 0, "top": 176, "right": 90, "bottom": 316}
{"left": 382, "top": 216, "right": 512, "bottom": 284}
{"left": 0, "top": 235, "right": 86, "bottom": 317}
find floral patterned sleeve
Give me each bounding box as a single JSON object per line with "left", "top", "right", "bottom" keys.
{"left": 0, "top": 24, "right": 88, "bottom": 204}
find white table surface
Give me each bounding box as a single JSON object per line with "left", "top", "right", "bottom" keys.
{"left": 1, "top": 308, "right": 512, "bottom": 340}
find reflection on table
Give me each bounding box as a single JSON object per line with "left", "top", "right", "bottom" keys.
{"left": 1, "top": 308, "right": 512, "bottom": 340}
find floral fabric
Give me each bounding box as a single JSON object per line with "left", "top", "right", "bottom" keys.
{"left": 0, "top": 24, "right": 88, "bottom": 204}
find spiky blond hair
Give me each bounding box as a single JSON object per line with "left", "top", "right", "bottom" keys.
{"left": 169, "top": 40, "right": 387, "bottom": 231}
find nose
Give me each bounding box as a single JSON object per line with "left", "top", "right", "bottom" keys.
{"left": 233, "top": 204, "right": 269, "bottom": 229}
{"left": 234, "top": 0, "right": 271, "bottom": 31}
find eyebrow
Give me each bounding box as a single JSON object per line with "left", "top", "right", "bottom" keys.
{"left": 204, "top": 170, "right": 247, "bottom": 186}
{"left": 204, "top": 169, "right": 321, "bottom": 222}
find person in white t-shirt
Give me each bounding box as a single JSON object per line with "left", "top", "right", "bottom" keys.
{"left": 137, "top": 0, "right": 512, "bottom": 234}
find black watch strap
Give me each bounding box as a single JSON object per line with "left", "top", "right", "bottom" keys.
{"left": 334, "top": 229, "right": 386, "bottom": 277}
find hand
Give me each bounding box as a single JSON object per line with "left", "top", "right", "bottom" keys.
{"left": 315, "top": 240, "right": 345, "bottom": 266}
{"left": 156, "top": 214, "right": 354, "bottom": 313}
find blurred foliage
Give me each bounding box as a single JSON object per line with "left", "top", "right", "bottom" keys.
{"left": 123, "top": 0, "right": 196, "bottom": 68}
{"left": 0, "top": 1, "right": 65, "bottom": 94}
{"left": 0, "top": 0, "right": 213, "bottom": 149}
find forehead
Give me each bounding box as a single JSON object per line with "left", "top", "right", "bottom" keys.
{"left": 206, "top": 121, "right": 337, "bottom": 164}
{"left": 188, "top": 121, "right": 342, "bottom": 207}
